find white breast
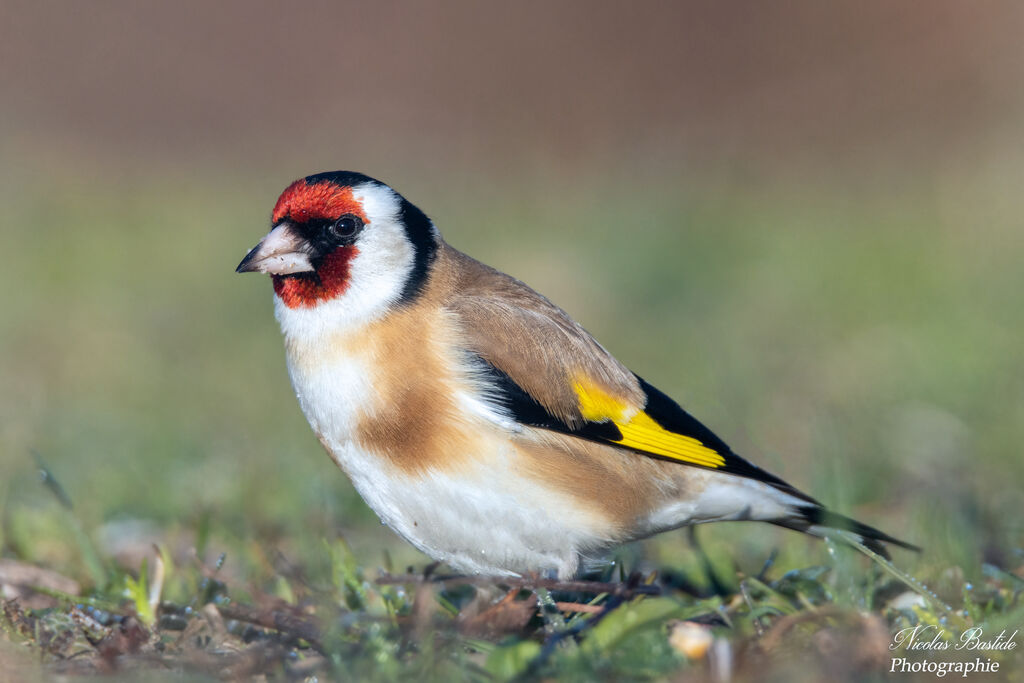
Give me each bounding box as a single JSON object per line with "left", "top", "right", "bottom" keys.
{"left": 284, "top": 344, "right": 370, "bottom": 447}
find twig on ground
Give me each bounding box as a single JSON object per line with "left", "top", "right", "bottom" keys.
{"left": 554, "top": 602, "right": 604, "bottom": 614}
{"left": 216, "top": 603, "right": 324, "bottom": 653}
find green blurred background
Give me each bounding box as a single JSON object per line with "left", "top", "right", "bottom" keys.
{"left": 1, "top": 1, "right": 1021, "bottom": 586}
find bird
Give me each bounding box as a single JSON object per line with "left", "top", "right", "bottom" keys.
{"left": 236, "top": 170, "right": 917, "bottom": 578}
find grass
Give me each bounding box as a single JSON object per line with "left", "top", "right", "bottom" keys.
{"left": 0, "top": 167, "right": 1022, "bottom": 680}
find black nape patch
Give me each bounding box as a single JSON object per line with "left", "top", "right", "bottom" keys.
{"left": 396, "top": 197, "right": 438, "bottom": 303}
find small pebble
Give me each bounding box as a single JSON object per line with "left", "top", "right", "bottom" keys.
{"left": 668, "top": 620, "right": 713, "bottom": 659}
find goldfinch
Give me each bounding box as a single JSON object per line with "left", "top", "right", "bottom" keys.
{"left": 236, "top": 171, "right": 916, "bottom": 578}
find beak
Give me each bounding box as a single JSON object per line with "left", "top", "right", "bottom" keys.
{"left": 236, "top": 223, "right": 315, "bottom": 275}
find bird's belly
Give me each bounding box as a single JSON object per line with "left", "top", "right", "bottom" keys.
{"left": 324, "top": 435, "right": 615, "bottom": 576}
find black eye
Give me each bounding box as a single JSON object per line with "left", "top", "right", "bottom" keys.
{"left": 329, "top": 214, "right": 363, "bottom": 241}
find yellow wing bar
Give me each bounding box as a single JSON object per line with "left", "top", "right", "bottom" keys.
{"left": 573, "top": 375, "right": 726, "bottom": 469}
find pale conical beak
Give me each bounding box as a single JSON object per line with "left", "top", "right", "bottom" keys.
{"left": 236, "top": 223, "right": 315, "bottom": 275}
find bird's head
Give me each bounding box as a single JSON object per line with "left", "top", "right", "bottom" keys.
{"left": 237, "top": 172, "right": 438, "bottom": 324}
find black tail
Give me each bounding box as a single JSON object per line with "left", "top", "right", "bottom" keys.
{"left": 773, "top": 505, "right": 920, "bottom": 560}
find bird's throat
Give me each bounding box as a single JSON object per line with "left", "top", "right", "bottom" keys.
{"left": 272, "top": 246, "right": 358, "bottom": 308}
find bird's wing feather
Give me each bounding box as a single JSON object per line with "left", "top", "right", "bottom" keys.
{"left": 446, "top": 249, "right": 816, "bottom": 502}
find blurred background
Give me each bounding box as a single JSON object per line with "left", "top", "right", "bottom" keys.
{"left": 1, "top": 1, "right": 1022, "bottom": 586}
